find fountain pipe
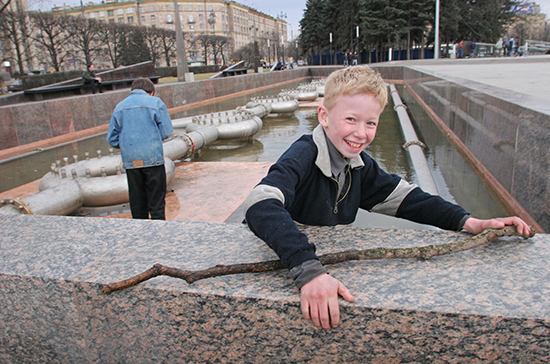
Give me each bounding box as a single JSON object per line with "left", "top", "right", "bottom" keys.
{"left": 389, "top": 84, "right": 439, "bottom": 196}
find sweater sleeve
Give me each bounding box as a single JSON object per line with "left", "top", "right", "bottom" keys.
{"left": 245, "top": 198, "right": 319, "bottom": 270}
{"left": 396, "top": 187, "right": 469, "bottom": 231}
{"left": 244, "top": 139, "right": 320, "bottom": 270}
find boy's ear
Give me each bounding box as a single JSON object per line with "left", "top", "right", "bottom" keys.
{"left": 318, "top": 105, "right": 329, "bottom": 127}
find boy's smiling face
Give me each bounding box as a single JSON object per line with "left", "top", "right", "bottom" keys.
{"left": 318, "top": 93, "right": 383, "bottom": 159}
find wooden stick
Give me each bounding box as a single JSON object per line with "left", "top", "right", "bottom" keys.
{"left": 100, "top": 226, "right": 535, "bottom": 295}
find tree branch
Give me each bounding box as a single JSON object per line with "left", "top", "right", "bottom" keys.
{"left": 100, "top": 226, "right": 535, "bottom": 295}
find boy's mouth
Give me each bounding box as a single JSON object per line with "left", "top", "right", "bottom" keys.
{"left": 346, "top": 140, "right": 363, "bottom": 149}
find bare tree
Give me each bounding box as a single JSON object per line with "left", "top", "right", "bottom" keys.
{"left": 66, "top": 16, "right": 106, "bottom": 67}
{"left": 0, "top": 0, "right": 12, "bottom": 14}
{"left": 194, "top": 34, "right": 210, "bottom": 65}
{"left": 157, "top": 27, "right": 176, "bottom": 67}
{"left": 29, "top": 12, "right": 72, "bottom": 71}
{"left": 144, "top": 26, "right": 163, "bottom": 66}
{"left": 98, "top": 22, "right": 132, "bottom": 68}
{"left": 208, "top": 35, "right": 231, "bottom": 66}
{"left": 0, "top": 10, "right": 33, "bottom": 74}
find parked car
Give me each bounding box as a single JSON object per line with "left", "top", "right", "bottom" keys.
{"left": 7, "top": 79, "right": 23, "bottom": 92}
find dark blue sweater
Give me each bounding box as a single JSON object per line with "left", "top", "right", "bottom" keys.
{"left": 245, "top": 128, "right": 468, "bottom": 271}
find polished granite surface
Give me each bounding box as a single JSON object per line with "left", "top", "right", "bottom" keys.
{"left": 1, "top": 213, "right": 549, "bottom": 362}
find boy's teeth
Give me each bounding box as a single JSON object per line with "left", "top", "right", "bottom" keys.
{"left": 348, "top": 141, "right": 361, "bottom": 148}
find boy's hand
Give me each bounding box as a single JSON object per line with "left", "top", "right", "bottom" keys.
{"left": 463, "top": 216, "right": 531, "bottom": 236}
{"left": 300, "top": 274, "right": 355, "bottom": 329}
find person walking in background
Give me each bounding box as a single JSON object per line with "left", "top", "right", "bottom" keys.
{"left": 469, "top": 41, "right": 476, "bottom": 58}
{"left": 82, "top": 64, "right": 103, "bottom": 94}
{"left": 509, "top": 38, "right": 515, "bottom": 56}
{"left": 495, "top": 37, "right": 503, "bottom": 57}
{"left": 457, "top": 41, "right": 464, "bottom": 58}
{"left": 502, "top": 37, "right": 510, "bottom": 56}
{"left": 106, "top": 78, "right": 173, "bottom": 220}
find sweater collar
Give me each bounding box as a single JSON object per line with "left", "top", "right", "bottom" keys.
{"left": 312, "top": 124, "right": 364, "bottom": 177}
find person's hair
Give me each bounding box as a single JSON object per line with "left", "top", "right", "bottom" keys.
{"left": 131, "top": 78, "right": 155, "bottom": 94}
{"left": 87, "top": 64, "right": 93, "bottom": 69}
{"left": 323, "top": 66, "right": 388, "bottom": 111}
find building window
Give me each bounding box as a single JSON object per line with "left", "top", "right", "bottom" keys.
{"left": 166, "top": 4, "right": 171, "bottom": 11}
{"left": 149, "top": 5, "right": 154, "bottom": 12}
{"left": 150, "top": 15, "right": 155, "bottom": 22}
{"left": 139, "top": 6, "right": 144, "bottom": 12}
{"left": 178, "top": 5, "right": 182, "bottom": 11}
{"left": 208, "top": 5, "right": 213, "bottom": 11}
{"left": 168, "top": 24, "right": 172, "bottom": 30}
{"left": 167, "top": 14, "right": 172, "bottom": 22}
{"left": 190, "top": 24, "right": 194, "bottom": 29}
{"left": 199, "top": 14, "right": 203, "bottom": 20}
{"left": 107, "top": 10, "right": 113, "bottom": 16}
{"left": 126, "top": 7, "right": 133, "bottom": 13}
{"left": 141, "top": 15, "right": 145, "bottom": 22}
{"left": 187, "top": 5, "right": 192, "bottom": 11}
{"left": 117, "top": 9, "right": 124, "bottom": 15}
{"left": 127, "top": 16, "right": 133, "bottom": 23}
{"left": 89, "top": 12, "right": 95, "bottom": 18}
{"left": 188, "top": 14, "right": 194, "bottom": 22}
{"left": 109, "top": 18, "right": 115, "bottom": 23}
{"left": 118, "top": 17, "right": 124, "bottom": 23}
{"left": 200, "top": 23, "right": 204, "bottom": 29}
{"left": 98, "top": 11, "right": 105, "bottom": 17}
{"left": 198, "top": 5, "right": 203, "bottom": 11}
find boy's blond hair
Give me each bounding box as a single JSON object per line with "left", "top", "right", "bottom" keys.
{"left": 323, "top": 66, "right": 388, "bottom": 111}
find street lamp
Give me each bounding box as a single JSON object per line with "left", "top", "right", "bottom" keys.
{"left": 282, "top": 35, "right": 285, "bottom": 68}
{"left": 434, "top": 0, "right": 440, "bottom": 59}
{"left": 330, "top": 32, "right": 332, "bottom": 65}
{"left": 356, "top": 26, "right": 360, "bottom": 65}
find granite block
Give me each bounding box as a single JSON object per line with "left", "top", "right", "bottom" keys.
{"left": 46, "top": 99, "right": 75, "bottom": 137}
{"left": 90, "top": 93, "right": 117, "bottom": 127}
{"left": 0, "top": 274, "right": 89, "bottom": 363}
{"left": 69, "top": 96, "right": 96, "bottom": 132}
{"left": 1, "top": 214, "right": 549, "bottom": 362}
{"left": 0, "top": 107, "right": 18, "bottom": 149}
{"left": 11, "top": 102, "right": 53, "bottom": 145}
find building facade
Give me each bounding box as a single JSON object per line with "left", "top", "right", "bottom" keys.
{"left": 51, "top": 0, "right": 287, "bottom": 67}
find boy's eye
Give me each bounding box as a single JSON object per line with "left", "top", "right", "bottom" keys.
{"left": 346, "top": 117, "right": 356, "bottom": 123}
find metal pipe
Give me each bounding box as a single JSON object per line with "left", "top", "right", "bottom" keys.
{"left": 389, "top": 84, "right": 439, "bottom": 196}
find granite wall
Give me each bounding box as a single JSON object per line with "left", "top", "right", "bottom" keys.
{"left": 373, "top": 65, "right": 550, "bottom": 233}
{"left": 1, "top": 214, "right": 549, "bottom": 362}
{"left": 0, "top": 67, "right": 314, "bottom": 151}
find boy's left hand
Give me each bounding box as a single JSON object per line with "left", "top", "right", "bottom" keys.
{"left": 463, "top": 216, "right": 531, "bottom": 236}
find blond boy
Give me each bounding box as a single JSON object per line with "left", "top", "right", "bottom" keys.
{"left": 244, "top": 66, "right": 530, "bottom": 330}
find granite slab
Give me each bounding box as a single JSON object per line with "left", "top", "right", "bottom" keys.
{"left": 1, "top": 213, "right": 549, "bottom": 362}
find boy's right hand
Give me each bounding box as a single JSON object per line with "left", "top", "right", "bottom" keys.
{"left": 300, "top": 274, "right": 355, "bottom": 329}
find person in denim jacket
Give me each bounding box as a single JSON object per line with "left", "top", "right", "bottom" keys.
{"left": 106, "top": 78, "right": 173, "bottom": 219}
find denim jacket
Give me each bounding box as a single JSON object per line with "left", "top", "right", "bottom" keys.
{"left": 107, "top": 89, "right": 173, "bottom": 169}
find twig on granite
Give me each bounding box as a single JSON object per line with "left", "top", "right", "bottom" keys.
{"left": 100, "top": 225, "right": 535, "bottom": 295}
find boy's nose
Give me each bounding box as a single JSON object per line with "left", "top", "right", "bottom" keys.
{"left": 354, "top": 122, "right": 368, "bottom": 138}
